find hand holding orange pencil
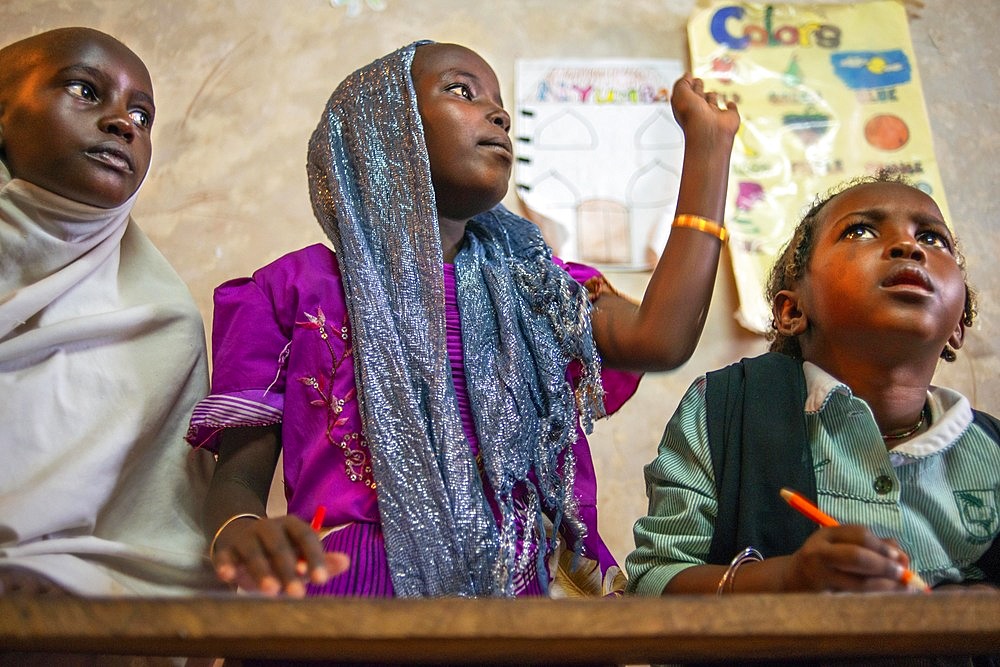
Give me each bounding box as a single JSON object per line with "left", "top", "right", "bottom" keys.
{"left": 780, "top": 487, "right": 930, "bottom": 592}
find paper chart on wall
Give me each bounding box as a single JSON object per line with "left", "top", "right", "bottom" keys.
{"left": 514, "top": 58, "right": 685, "bottom": 271}
{"left": 689, "top": 0, "right": 949, "bottom": 332}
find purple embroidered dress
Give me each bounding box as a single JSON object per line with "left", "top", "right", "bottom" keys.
{"left": 188, "top": 244, "right": 639, "bottom": 597}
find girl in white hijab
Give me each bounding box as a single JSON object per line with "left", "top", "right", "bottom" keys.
{"left": 0, "top": 27, "right": 217, "bottom": 596}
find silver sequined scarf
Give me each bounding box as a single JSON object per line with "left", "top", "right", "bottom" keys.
{"left": 306, "top": 42, "right": 605, "bottom": 597}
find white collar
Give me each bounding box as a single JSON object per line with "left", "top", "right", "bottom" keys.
{"left": 801, "top": 361, "right": 973, "bottom": 460}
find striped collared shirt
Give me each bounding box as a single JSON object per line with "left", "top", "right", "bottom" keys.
{"left": 627, "top": 362, "right": 1000, "bottom": 595}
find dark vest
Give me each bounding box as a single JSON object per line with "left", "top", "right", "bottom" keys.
{"left": 704, "top": 352, "right": 1000, "bottom": 585}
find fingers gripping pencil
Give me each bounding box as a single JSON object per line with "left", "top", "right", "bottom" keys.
{"left": 295, "top": 506, "right": 328, "bottom": 578}
{"left": 780, "top": 488, "right": 931, "bottom": 592}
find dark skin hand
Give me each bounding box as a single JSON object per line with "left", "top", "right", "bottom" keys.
{"left": 205, "top": 426, "right": 349, "bottom": 597}
{"left": 663, "top": 524, "right": 918, "bottom": 594}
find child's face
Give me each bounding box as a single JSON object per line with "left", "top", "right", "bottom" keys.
{"left": 411, "top": 43, "right": 512, "bottom": 221}
{"left": 0, "top": 30, "right": 154, "bottom": 208}
{"left": 785, "top": 181, "right": 966, "bottom": 360}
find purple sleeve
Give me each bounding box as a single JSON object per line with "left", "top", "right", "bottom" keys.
{"left": 186, "top": 245, "right": 349, "bottom": 455}
{"left": 185, "top": 276, "right": 289, "bottom": 450}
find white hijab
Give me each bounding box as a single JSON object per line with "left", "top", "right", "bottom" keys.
{"left": 0, "top": 159, "right": 218, "bottom": 596}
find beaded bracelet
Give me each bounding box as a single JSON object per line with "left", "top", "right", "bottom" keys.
{"left": 716, "top": 546, "right": 764, "bottom": 595}
{"left": 208, "top": 513, "right": 262, "bottom": 560}
{"left": 673, "top": 214, "right": 728, "bottom": 243}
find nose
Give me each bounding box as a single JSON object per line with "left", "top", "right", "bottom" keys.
{"left": 888, "top": 237, "right": 926, "bottom": 262}
{"left": 101, "top": 112, "right": 135, "bottom": 143}
{"left": 489, "top": 106, "right": 511, "bottom": 132}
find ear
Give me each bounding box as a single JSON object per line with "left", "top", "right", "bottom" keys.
{"left": 948, "top": 316, "right": 965, "bottom": 352}
{"left": 773, "top": 289, "right": 808, "bottom": 337}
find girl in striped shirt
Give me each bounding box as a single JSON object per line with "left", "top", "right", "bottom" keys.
{"left": 628, "top": 172, "right": 999, "bottom": 595}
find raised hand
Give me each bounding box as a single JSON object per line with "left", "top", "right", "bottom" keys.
{"left": 670, "top": 73, "right": 740, "bottom": 146}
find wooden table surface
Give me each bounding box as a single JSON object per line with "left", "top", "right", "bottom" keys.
{"left": 2, "top": 592, "right": 999, "bottom": 663}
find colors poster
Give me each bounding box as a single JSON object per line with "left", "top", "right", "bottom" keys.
{"left": 689, "top": 0, "right": 948, "bottom": 332}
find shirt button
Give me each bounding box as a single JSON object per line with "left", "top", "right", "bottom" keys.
{"left": 873, "top": 475, "right": 894, "bottom": 494}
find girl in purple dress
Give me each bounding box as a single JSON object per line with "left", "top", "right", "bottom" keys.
{"left": 187, "top": 41, "right": 739, "bottom": 598}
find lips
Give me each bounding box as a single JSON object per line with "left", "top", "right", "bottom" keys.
{"left": 85, "top": 145, "right": 134, "bottom": 173}
{"left": 479, "top": 135, "right": 513, "bottom": 159}
{"left": 881, "top": 264, "right": 933, "bottom": 292}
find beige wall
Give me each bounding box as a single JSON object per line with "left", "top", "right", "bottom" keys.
{"left": 3, "top": 0, "right": 997, "bottom": 567}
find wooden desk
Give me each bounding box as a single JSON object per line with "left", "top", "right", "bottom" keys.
{"left": 2, "top": 593, "right": 998, "bottom": 664}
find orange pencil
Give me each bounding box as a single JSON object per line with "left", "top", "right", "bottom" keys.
{"left": 310, "top": 505, "right": 327, "bottom": 532}
{"left": 779, "top": 487, "right": 930, "bottom": 592}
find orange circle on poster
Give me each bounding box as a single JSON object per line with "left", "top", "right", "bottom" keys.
{"left": 864, "top": 114, "right": 909, "bottom": 151}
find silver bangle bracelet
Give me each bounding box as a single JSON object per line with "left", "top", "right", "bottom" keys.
{"left": 716, "top": 547, "right": 764, "bottom": 595}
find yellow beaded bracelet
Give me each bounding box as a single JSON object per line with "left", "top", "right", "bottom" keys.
{"left": 673, "top": 214, "right": 728, "bottom": 243}
{"left": 208, "top": 513, "right": 262, "bottom": 560}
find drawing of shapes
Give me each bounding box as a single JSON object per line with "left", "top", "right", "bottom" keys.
{"left": 711, "top": 55, "right": 737, "bottom": 83}
{"left": 522, "top": 169, "right": 581, "bottom": 208}
{"left": 577, "top": 199, "right": 630, "bottom": 266}
{"left": 626, "top": 160, "right": 681, "bottom": 208}
{"left": 635, "top": 110, "right": 683, "bottom": 150}
{"left": 864, "top": 114, "right": 910, "bottom": 151}
{"left": 783, "top": 55, "right": 803, "bottom": 88}
{"left": 831, "top": 50, "right": 911, "bottom": 90}
{"left": 520, "top": 170, "right": 581, "bottom": 257}
{"left": 627, "top": 159, "right": 683, "bottom": 268}
{"left": 534, "top": 110, "right": 598, "bottom": 150}
{"left": 736, "top": 181, "right": 765, "bottom": 212}
{"left": 782, "top": 111, "right": 834, "bottom": 147}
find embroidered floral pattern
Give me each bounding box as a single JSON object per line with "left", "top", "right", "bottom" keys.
{"left": 296, "top": 307, "right": 376, "bottom": 489}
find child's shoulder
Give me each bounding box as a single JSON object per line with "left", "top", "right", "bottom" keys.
{"left": 253, "top": 243, "right": 340, "bottom": 279}
{"left": 215, "top": 243, "right": 343, "bottom": 304}
{"left": 971, "top": 409, "right": 1000, "bottom": 445}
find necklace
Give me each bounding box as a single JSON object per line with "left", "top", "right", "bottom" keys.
{"left": 881, "top": 406, "right": 926, "bottom": 441}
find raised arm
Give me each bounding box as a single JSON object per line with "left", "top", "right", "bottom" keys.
{"left": 591, "top": 75, "right": 739, "bottom": 371}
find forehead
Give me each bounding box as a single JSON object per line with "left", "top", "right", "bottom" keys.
{"left": 817, "top": 181, "right": 944, "bottom": 229}
{"left": 411, "top": 43, "right": 498, "bottom": 86}
{"left": 7, "top": 31, "right": 152, "bottom": 97}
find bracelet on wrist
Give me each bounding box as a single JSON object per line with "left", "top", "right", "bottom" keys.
{"left": 673, "top": 214, "right": 728, "bottom": 243}
{"left": 208, "top": 513, "right": 262, "bottom": 560}
{"left": 716, "top": 546, "right": 764, "bottom": 595}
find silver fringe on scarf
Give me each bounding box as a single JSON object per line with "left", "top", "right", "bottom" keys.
{"left": 306, "top": 41, "right": 605, "bottom": 597}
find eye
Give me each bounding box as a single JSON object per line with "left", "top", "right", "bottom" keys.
{"left": 129, "top": 108, "right": 152, "bottom": 129}
{"left": 841, "top": 223, "right": 875, "bottom": 240}
{"left": 916, "top": 228, "right": 952, "bottom": 251}
{"left": 66, "top": 81, "right": 98, "bottom": 102}
{"left": 445, "top": 83, "right": 473, "bottom": 100}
